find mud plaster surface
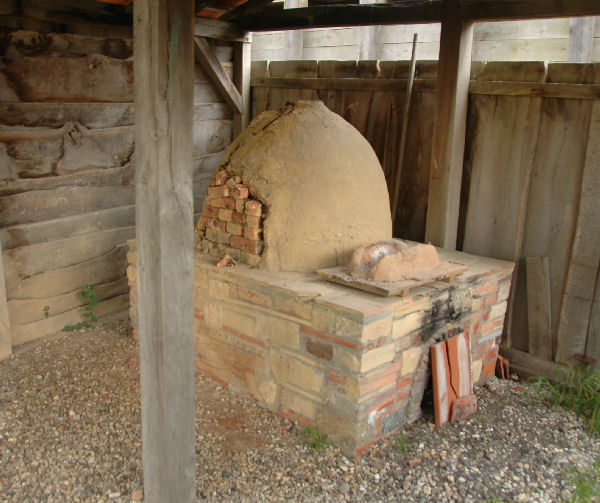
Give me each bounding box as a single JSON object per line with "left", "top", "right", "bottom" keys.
{"left": 347, "top": 241, "right": 442, "bottom": 282}
{"left": 215, "top": 101, "right": 392, "bottom": 272}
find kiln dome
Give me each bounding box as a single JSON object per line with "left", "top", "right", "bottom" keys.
{"left": 197, "top": 100, "right": 392, "bottom": 272}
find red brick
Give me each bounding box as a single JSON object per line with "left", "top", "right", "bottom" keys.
{"left": 245, "top": 200, "right": 263, "bottom": 216}
{"left": 306, "top": 338, "right": 334, "bottom": 361}
{"left": 245, "top": 215, "right": 262, "bottom": 229}
{"left": 204, "top": 206, "right": 219, "bottom": 219}
{"left": 231, "top": 184, "right": 249, "bottom": 200}
{"left": 232, "top": 211, "right": 245, "bottom": 225}
{"left": 226, "top": 222, "right": 243, "bottom": 236}
{"left": 483, "top": 346, "right": 499, "bottom": 363}
{"left": 476, "top": 282, "right": 498, "bottom": 296}
{"left": 244, "top": 228, "right": 262, "bottom": 241}
{"left": 211, "top": 169, "right": 229, "bottom": 186}
{"left": 205, "top": 218, "right": 227, "bottom": 232}
{"left": 396, "top": 375, "right": 411, "bottom": 390}
{"left": 211, "top": 197, "right": 236, "bottom": 210}
{"left": 481, "top": 360, "right": 496, "bottom": 377}
{"left": 301, "top": 325, "right": 361, "bottom": 350}
{"left": 359, "top": 372, "right": 396, "bottom": 396}
{"left": 482, "top": 318, "right": 503, "bottom": 335}
{"left": 484, "top": 293, "right": 498, "bottom": 307}
{"left": 230, "top": 236, "right": 264, "bottom": 255}
{"left": 363, "top": 361, "right": 402, "bottom": 384}
{"left": 207, "top": 185, "right": 229, "bottom": 198}
{"left": 218, "top": 208, "right": 234, "bottom": 221}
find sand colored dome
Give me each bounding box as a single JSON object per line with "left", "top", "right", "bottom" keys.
{"left": 214, "top": 101, "right": 392, "bottom": 272}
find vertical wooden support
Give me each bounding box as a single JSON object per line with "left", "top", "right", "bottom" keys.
{"left": 567, "top": 17, "right": 596, "bottom": 63}
{"left": 284, "top": 0, "right": 307, "bottom": 60}
{"left": 0, "top": 242, "right": 12, "bottom": 361}
{"left": 233, "top": 35, "right": 252, "bottom": 138}
{"left": 526, "top": 256, "right": 553, "bottom": 360}
{"left": 133, "top": 1, "right": 195, "bottom": 502}
{"left": 425, "top": 0, "right": 473, "bottom": 249}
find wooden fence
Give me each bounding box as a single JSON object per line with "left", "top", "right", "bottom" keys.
{"left": 251, "top": 60, "right": 600, "bottom": 372}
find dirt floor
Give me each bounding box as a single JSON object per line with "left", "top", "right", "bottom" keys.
{"left": 1, "top": 317, "right": 599, "bottom": 502}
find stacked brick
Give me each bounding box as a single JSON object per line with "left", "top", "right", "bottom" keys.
{"left": 127, "top": 241, "right": 514, "bottom": 456}
{"left": 196, "top": 168, "right": 264, "bottom": 266}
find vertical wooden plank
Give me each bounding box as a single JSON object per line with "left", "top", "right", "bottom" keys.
{"left": 250, "top": 60, "right": 270, "bottom": 118}
{"left": 567, "top": 17, "right": 596, "bottom": 63}
{"left": 233, "top": 36, "right": 252, "bottom": 138}
{"left": 0, "top": 242, "right": 11, "bottom": 361}
{"left": 425, "top": 1, "right": 473, "bottom": 249}
{"left": 587, "top": 267, "right": 600, "bottom": 368}
{"left": 133, "top": 1, "right": 195, "bottom": 502}
{"left": 284, "top": 0, "right": 307, "bottom": 60}
{"left": 268, "top": 60, "right": 318, "bottom": 110}
{"left": 526, "top": 256, "right": 553, "bottom": 360}
{"left": 556, "top": 101, "right": 600, "bottom": 363}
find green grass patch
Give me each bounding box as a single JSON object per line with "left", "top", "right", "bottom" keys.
{"left": 564, "top": 455, "right": 600, "bottom": 503}
{"left": 304, "top": 425, "right": 331, "bottom": 451}
{"left": 530, "top": 366, "right": 600, "bottom": 436}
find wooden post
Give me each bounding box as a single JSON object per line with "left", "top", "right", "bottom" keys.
{"left": 133, "top": 1, "right": 195, "bottom": 502}
{"left": 425, "top": 0, "right": 473, "bottom": 248}
{"left": 233, "top": 36, "right": 252, "bottom": 137}
{"left": 0, "top": 242, "right": 12, "bottom": 361}
{"left": 284, "top": 0, "right": 307, "bottom": 60}
{"left": 567, "top": 16, "right": 596, "bottom": 63}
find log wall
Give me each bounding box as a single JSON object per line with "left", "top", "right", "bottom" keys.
{"left": 0, "top": 28, "right": 233, "bottom": 347}
{"left": 251, "top": 60, "right": 600, "bottom": 371}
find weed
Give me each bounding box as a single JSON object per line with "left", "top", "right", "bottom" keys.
{"left": 564, "top": 455, "right": 600, "bottom": 503}
{"left": 392, "top": 434, "right": 411, "bottom": 455}
{"left": 304, "top": 425, "right": 331, "bottom": 451}
{"left": 43, "top": 305, "right": 50, "bottom": 318}
{"left": 63, "top": 285, "right": 99, "bottom": 332}
{"left": 530, "top": 366, "right": 600, "bottom": 436}
{"left": 481, "top": 497, "right": 504, "bottom": 503}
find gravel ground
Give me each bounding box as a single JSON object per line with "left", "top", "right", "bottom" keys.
{"left": 1, "top": 316, "right": 599, "bottom": 503}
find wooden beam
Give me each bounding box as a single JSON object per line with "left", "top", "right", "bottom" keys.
{"left": 194, "top": 16, "right": 251, "bottom": 42}
{"left": 0, "top": 241, "right": 12, "bottom": 361}
{"left": 459, "top": 0, "right": 600, "bottom": 21}
{"left": 425, "top": 1, "right": 473, "bottom": 248}
{"left": 284, "top": 0, "right": 307, "bottom": 60}
{"left": 194, "top": 36, "right": 243, "bottom": 115}
{"left": 134, "top": 0, "right": 195, "bottom": 501}
{"left": 235, "top": 3, "right": 444, "bottom": 31}
{"left": 567, "top": 17, "right": 596, "bottom": 63}
{"left": 526, "top": 256, "right": 553, "bottom": 361}
{"left": 233, "top": 37, "right": 252, "bottom": 138}
{"left": 500, "top": 346, "right": 568, "bottom": 380}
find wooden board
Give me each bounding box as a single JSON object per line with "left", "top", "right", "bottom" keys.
{"left": 317, "top": 261, "right": 467, "bottom": 297}
{"left": 526, "top": 256, "right": 553, "bottom": 360}
{"left": 0, "top": 242, "right": 11, "bottom": 360}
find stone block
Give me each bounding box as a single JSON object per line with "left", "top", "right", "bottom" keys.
{"left": 382, "top": 407, "right": 405, "bottom": 435}
{"left": 362, "top": 316, "right": 392, "bottom": 342}
{"left": 306, "top": 338, "right": 334, "bottom": 361}
{"left": 257, "top": 379, "right": 278, "bottom": 406}
{"left": 236, "top": 284, "right": 271, "bottom": 307}
{"left": 281, "top": 388, "right": 318, "bottom": 420}
{"left": 498, "top": 278, "right": 512, "bottom": 302}
{"left": 472, "top": 358, "right": 482, "bottom": 383}
{"left": 489, "top": 300, "right": 508, "bottom": 321}
{"left": 259, "top": 315, "right": 299, "bottom": 349}
{"left": 222, "top": 308, "right": 256, "bottom": 337}
{"left": 208, "top": 279, "right": 231, "bottom": 300}
{"left": 206, "top": 228, "right": 230, "bottom": 244}
{"left": 274, "top": 295, "right": 313, "bottom": 321}
{"left": 400, "top": 345, "right": 425, "bottom": 376}
{"left": 360, "top": 344, "right": 395, "bottom": 373}
{"left": 336, "top": 347, "right": 361, "bottom": 373}
{"left": 270, "top": 351, "right": 325, "bottom": 394}
{"left": 226, "top": 222, "right": 243, "bottom": 236}
{"left": 393, "top": 311, "right": 425, "bottom": 340}
{"left": 327, "top": 371, "right": 359, "bottom": 399}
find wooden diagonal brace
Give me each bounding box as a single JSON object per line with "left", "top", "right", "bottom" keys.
{"left": 194, "top": 36, "right": 243, "bottom": 115}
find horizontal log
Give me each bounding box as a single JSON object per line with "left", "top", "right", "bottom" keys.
{"left": 2, "top": 30, "right": 132, "bottom": 59}
{"left": 0, "top": 205, "right": 135, "bottom": 250}
{"left": 251, "top": 76, "right": 600, "bottom": 100}
{"left": 8, "top": 276, "right": 128, "bottom": 326}
{"left": 0, "top": 124, "right": 134, "bottom": 180}
{"left": 0, "top": 164, "right": 133, "bottom": 197}
{"left": 0, "top": 185, "right": 134, "bottom": 226}
{"left": 193, "top": 120, "right": 232, "bottom": 155}
{"left": 1, "top": 55, "right": 134, "bottom": 102}
{"left": 194, "top": 17, "right": 251, "bottom": 42}
{"left": 459, "top": 0, "right": 600, "bottom": 21}
{"left": 11, "top": 293, "right": 129, "bottom": 347}
{"left": 6, "top": 245, "right": 127, "bottom": 300}
{"left": 4, "top": 226, "right": 135, "bottom": 284}
{"left": 499, "top": 346, "right": 568, "bottom": 380}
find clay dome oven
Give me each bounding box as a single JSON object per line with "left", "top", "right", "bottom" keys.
{"left": 196, "top": 101, "right": 392, "bottom": 272}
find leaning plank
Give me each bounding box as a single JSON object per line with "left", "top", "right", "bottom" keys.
{"left": 0, "top": 164, "right": 133, "bottom": 197}
{"left": 556, "top": 101, "right": 600, "bottom": 363}
{"left": 526, "top": 256, "right": 553, "bottom": 360}
{"left": 0, "top": 55, "right": 134, "bottom": 102}
{"left": 0, "top": 205, "right": 135, "bottom": 250}
{"left": 317, "top": 262, "right": 467, "bottom": 297}
{"left": 3, "top": 226, "right": 134, "bottom": 284}
{"left": 0, "top": 242, "right": 11, "bottom": 360}
{"left": 5, "top": 245, "right": 127, "bottom": 300}
{"left": 194, "top": 37, "right": 243, "bottom": 114}
{"left": 425, "top": 5, "right": 473, "bottom": 248}
{"left": 11, "top": 293, "right": 129, "bottom": 347}
{"left": 0, "top": 185, "right": 134, "bottom": 226}
{"left": 7, "top": 276, "right": 128, "bottom": 326}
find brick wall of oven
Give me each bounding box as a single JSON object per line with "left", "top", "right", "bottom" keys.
{"left": 127, "top": 240, "right": 514, "bottom": 456}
